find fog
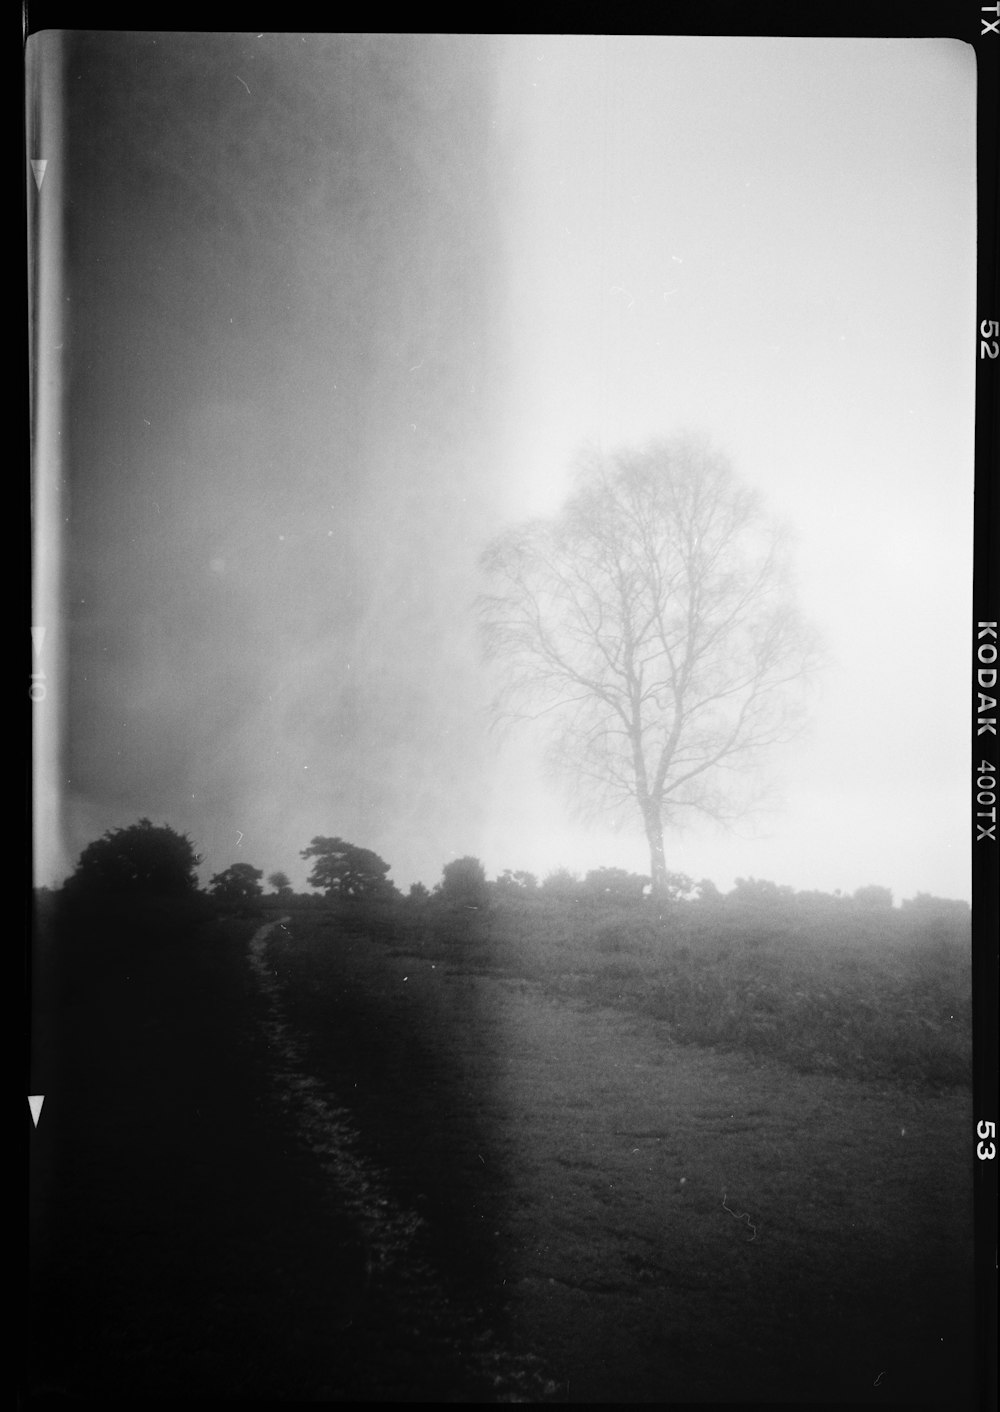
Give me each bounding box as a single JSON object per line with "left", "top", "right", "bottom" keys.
{"left": 30, "top": 33, "right": 975, "bottom": 902}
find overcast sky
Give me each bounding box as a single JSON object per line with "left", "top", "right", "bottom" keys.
{"left": 30, "top": 32, "right": 976, "bottom": 902}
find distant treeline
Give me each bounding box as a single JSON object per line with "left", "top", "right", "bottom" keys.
{"left": 41, "top": 818, "right": 968, "bottom": 917}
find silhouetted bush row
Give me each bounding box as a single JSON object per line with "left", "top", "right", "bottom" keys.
{"left": 52, "top": 816, "right": 968, "bottom": 921}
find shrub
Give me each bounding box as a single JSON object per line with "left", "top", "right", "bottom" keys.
{"left": 728, "top": 877, "right": 795, "bottom": 905}
{"left": 853, "top": 884, "right": 893, "bottom": 908}
{"left": 209, "top": 862, "right": 265, "bottom": 909}
{"left": 540, "top": 868, "right": 580, "bottom": 897}
{"left": 900, "top": 892, "right": 970, "bottom": 916}
{"left": 495, "top": 869, "right": 539, "bottom": 893}
{"left": 584, "top": 867, "right": 649, "bottom": 901}
{"left": 62, "top": 818, "right": 202, "bottom": 900}
{"left": 437, "top": 856, "right": 491, "bottom": 909}
{"left": 267, "top": 870, "right": 294, "bottom": 898}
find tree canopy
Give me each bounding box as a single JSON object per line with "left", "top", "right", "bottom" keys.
{"left": 209, "top": 862, "right": 264, "bottom": 908}
{"left": 495, "top": 868, "right": 539, "bottom": 893}
{"left": 300, "top": 837, "right": 396, "bottom": 901}
{"left": 63, "top": 818, "right": 202, "bottom": 898}
{"left": 480, "top": 435, "right": 821, "bottom": 895}
{"left": 436, "top": 855, "right": 491, "bottom": 909}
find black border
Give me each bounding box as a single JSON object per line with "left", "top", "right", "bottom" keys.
{"left": 23, "top": 6, "right": 998, "bottom": 1408}
{"left": 972, "top": 7, "right": 1000, "bottom": 1407}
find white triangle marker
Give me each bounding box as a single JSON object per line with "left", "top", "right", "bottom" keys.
{"left": 31, "top": 159, "right": 47, "bottom": 191}
{"left": 29, "top": 1095, "right": 44, "bottom": 1127}
{"left": 31, "top": 625, "right": 46, "bottom": 658}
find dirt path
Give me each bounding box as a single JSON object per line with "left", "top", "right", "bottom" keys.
{"left": 245, "top": 917, "right": 554, "bottom": 1401}
{"left": 268, "top": 922, "right": 976, "bottom": 1404}
{"left": 29, "top": 913, "right": 381, "bottom": 1400}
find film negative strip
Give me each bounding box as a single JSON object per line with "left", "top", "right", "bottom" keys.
{"left": 24, "top": 6, "right": 998, "bottom": 1406}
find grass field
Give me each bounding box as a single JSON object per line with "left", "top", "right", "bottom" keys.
{"left": 315, "top": 891, "right": 972, "bottom": 1087}
{"left": 27, "top": 890, "right": 977, "bottom": 1403}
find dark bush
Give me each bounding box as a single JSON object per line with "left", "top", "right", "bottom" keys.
{"left": 209, "top": 862, "right": 265, "bottom": 910}
{"left": 437, "top": 856, "right": 491, "bottom": 909}
{"left": 62, "top": 818, "right": 202, "bottom": 900}
{"left": 267, "top": 870, "right": 294, "bottom": 898}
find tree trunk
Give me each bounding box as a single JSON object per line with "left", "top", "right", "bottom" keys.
{"left": 642, "top": 800, "right": 668, "bottom": 897}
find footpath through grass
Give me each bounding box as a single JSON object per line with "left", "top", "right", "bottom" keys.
{"left": 266, "top": 900, "right": 977, "bottom": 1404}
{"left": 28, "top": 888, "right": 976, "bottom": 1402}
{"left": 27, "top": 893, "right": 520, "bottom": 1400}
{"left": 315, "top": 891, "right": 972, "bottom": 1089}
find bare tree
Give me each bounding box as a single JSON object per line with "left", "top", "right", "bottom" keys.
{"left": 479, "top": 435, "right": 822, "bottom": 897}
